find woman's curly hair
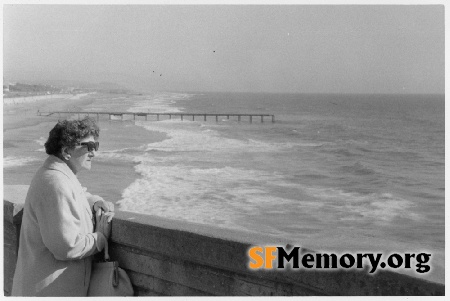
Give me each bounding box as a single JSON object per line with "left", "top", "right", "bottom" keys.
{"left": 44, "top": 117, "right": 100, "bottom": 156}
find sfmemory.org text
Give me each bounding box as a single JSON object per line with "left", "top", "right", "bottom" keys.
{"left": 248, "top": 246, "right": 431, "bottom": 274}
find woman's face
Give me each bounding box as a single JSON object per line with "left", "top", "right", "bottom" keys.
{"left": 66, "top": 135, "right": 96, "bottom": 174}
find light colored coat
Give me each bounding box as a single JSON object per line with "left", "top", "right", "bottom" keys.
{"left": 12, "top": 155, "right": 105, "bottom": 296}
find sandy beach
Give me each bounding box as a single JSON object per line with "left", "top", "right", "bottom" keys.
{"left": 3, "top": 94, "right": 94, "bottom": 131}
{"left": 3, "top": 92, "right": 167, "bottom": 203}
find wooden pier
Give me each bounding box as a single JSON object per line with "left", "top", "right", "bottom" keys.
{"left": 37, "top": 111, "right": 275, "bottom": 123}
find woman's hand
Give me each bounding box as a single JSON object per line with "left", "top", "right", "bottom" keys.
{"left": 93, "top": 199, "right": 114, "bottom": 213}
{"left": 95, "top": 210, "right": 114, "bottom": 240}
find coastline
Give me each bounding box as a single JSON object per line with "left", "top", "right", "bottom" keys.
{"left": 3, "top": 93, "right": 91, "bottom": 105}
{"left": 3, "top": 91, "right": 444, "bottom": 287}
{"left": 3, "top": 94, "right": 95, "bottom": 132}
{"left": 3, "top": 92, "right": 168, "bottom": 203}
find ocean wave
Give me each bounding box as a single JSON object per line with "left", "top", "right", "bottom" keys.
{"left": 375, "top": 148, "right": 422, "bottom": 159}
{"left": 138, "top": 121, "right": 289, "bottom": 153}
{"left": 3, "top": 156, "right": 40, "bottom": 168}
{"left": 35, "top": 136, "right": 46, "bottom": 146}
{"left": 295, "top": 142, "right": 329, "bottom": 147}
{"left": 127, "top": 118, "right": 333, "bottom": 158}
{"left": 304, "top": 187, "right": 421, "bottom": 223}
{"left": 328, "top": 148, "right": 362, "bottom": 158}
{"left": 116, "top": 157, "right": 422, "bottom": 234}
{"left": 340, "top": 161, "right": 377, "bottom": 176}
{"left": 3, "top": 142, "right": 16, "bottom": 148}
{"left": 354, "top": 146, "right": 372, "bottom": 153}
{"left": 116, "top": 164, "right": 296, "bottom": 230}
{"left": 126, "top": 92, "right": 194, "bottom": 114}
{"left": 294, "top": 173, "right": 330, "bottom": 181}
{"left": 94, "top": 151, "right": 136, "bottom": 162}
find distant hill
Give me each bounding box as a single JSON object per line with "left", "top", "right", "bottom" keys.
{"left": 4, "top": 79, "right": 133, "bottom": 93}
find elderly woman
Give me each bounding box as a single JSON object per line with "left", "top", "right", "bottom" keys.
{"left": 12, "top": 117, "right": 114, "bottom": 296}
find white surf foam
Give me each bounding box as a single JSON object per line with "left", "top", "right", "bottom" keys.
{"left": 111, "top": 92, "right": 421, "bottom": 234}
{"left": 33, "top": 136, "right": 47, "bottom": 152}
{"left": 137, "top": 120, "right": 290, "bottom": 153}
{"left": 110, "top": 92, "right": 337, "bottom": 231}
{"left": 35, "top": 136, "right": 46, "bottom": 146}
{"left": 127, "top": 92, "right": 193, "bottom": 113}
{"left": 116, "top": 164, "right": 296, "bottom": 230}
{"left": 3, "top": 156, "right": 40, "bottom": 168}
{"left": 303, "top": 187, "right": 421, "bottom": 223}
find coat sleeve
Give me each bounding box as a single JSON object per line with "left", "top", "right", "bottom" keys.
{"left": 34, "top": 175, "right": 101, "bottom": 261}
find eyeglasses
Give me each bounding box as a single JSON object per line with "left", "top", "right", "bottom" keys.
{"left": 77, "top": 141, "right": 99, "bottom": 152}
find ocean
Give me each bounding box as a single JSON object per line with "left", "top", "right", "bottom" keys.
{"left": 3, "top": 92, "right": 444, "bottom": 270}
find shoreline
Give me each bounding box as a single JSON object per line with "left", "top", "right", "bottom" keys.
{"left": 3, "top": 93, "right": 92, "bottom": 105}
{"left": 3, "top": 92, "right": 169, "bottom": 204}
{"left": 3, "top": 93, "right": 97, "bottom": 132}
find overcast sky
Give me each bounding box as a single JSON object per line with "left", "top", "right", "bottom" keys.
{"left": 3, "top": 4, "right": 444, "bottom": 94}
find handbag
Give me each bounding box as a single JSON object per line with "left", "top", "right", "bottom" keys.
{"left": 87, "top": 240, "right": 134, "bottom": 296}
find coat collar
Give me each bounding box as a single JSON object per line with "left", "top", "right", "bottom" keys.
{"left": 43, "top": 155, "right": 81, "bottom": 187}
{"left": 43, "top": 155, "right": 92, "bottom": 217}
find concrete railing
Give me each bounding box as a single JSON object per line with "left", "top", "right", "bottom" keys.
{"left": 3, "top": 185, "right": 445, "bottom": 296}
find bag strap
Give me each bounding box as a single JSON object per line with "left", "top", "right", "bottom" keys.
{"left": 98, "top": 211, "right": 119, "bottom": 287}
{"left": 103, "top": 240, "right": 119, "bottom": 287}
{"left": 104, "top": 239, "right": 110, "bottom": 261}
{"left": 113, "top": 261, "right": 119, "bottom": 287}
